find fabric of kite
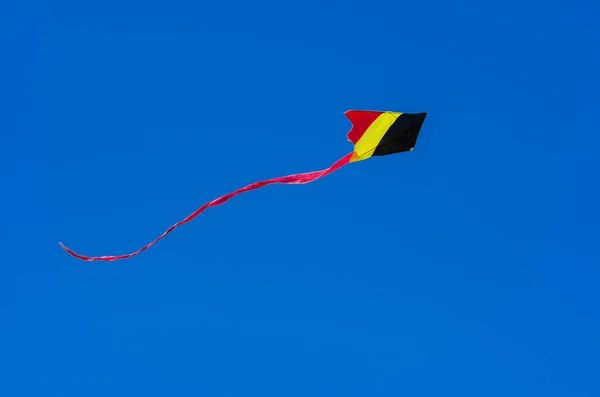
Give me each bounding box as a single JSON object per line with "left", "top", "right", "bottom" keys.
{"left": 60, "top": 110, "right": 427, "bottom": 261}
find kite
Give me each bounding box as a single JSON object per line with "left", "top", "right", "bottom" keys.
{"left": 60, "top": 110, "right": 427, "bottom": 261}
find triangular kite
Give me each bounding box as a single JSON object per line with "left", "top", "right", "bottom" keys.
{"left": 60, "top": 110, "right": 427, "bottom": 261}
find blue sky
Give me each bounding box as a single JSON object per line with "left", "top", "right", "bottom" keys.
{"left": 1, "top": 0, "right": 599, "bottom": 395}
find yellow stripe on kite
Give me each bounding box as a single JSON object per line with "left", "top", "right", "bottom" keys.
{"left": 350, "top": 111, "right": 402, "bottom": 162}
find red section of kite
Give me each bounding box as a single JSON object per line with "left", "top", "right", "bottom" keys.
{"left": 344, "top": 110, "right": 383, "bottom": 144}
{"left": 59, "top": 152, "right": 354, "bottom": 261}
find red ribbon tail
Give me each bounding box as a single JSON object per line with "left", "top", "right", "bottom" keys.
{"left": 60, "top": 152, "right": 354, "bottom": 261}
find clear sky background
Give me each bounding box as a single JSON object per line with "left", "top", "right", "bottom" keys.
{"left": 2, "top": 0, "right": 599, "bottom": 395}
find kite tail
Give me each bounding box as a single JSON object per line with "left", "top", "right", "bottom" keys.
{"left": 59, "top": 152, "right": 354, "bottom": 261}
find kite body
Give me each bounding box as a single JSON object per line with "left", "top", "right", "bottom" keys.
{"left": 60, "top": 110, "right": 427, "bottom": 261}
{"left": 345, "top": 110, "right": 427, "bottom": 162}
